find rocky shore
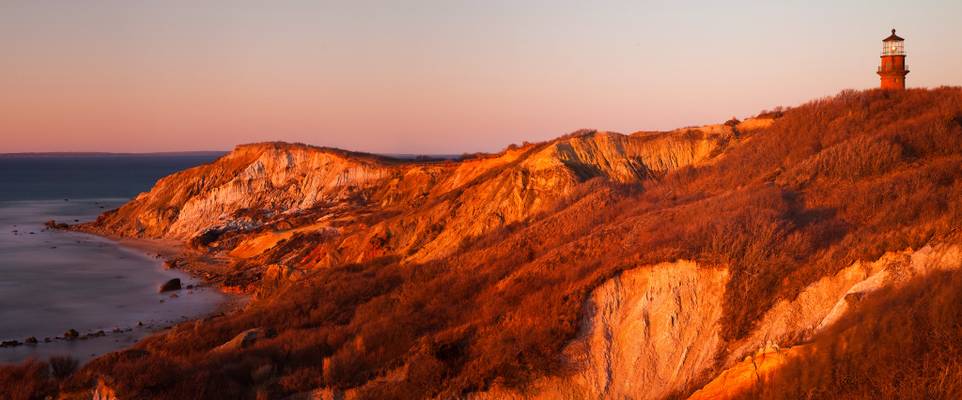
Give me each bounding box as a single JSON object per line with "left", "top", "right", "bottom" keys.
{"left": 1, "top": 216, "right": 239, "bottom": 364}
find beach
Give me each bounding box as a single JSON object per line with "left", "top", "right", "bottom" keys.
{"left": 0, "top": 154, "right": 226, "bottom": 364}
{"left": 0, "top": 199, "right": 228, "bottom": 363}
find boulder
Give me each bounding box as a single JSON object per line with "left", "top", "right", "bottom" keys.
{"left": 159, "top": 278, "right": 182, "bottom": 292}
{"left": 212, "top": 328, "right": 266, "bottom": 353}
{"left": 64, "top": 329, "right": 80, "bottom": 339}
{"left": 25, "top": 336, "right": 38, "bottom": 344}
{"left": 260, "top": 264, "right": 305, "bottom": 293}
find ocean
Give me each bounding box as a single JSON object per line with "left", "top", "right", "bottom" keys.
{"left": 0, "top": 154, "right": 225, "bottom": 363}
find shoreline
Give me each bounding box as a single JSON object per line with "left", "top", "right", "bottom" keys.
{"left": 83, "top": 227, "right": 253, "bottom": 322}
{"left": 72, "top": 221, "right": 249, "bottom": 290}
{"left": 1, "top": 221, "right": 246, "bottom": 364}
{"left": 110, "top": 234, "right": 251, "bottom": 309}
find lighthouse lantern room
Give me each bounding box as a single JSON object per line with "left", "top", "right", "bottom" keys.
{"left": 878, "top": 29, "right": 908, "bottom": 90}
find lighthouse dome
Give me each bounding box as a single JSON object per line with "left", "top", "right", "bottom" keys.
{"left": 884, "top": 29, "right": 904, "bottom": 42}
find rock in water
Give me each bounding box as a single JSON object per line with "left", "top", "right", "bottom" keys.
{"left": 44, "top": 220, "right": 69, "bottom": 230}
{"left": 64, "top": 329, "right": 80, "bottom": 339}
{"left": 159, "top": 278, "right": 182, "bottom": 292}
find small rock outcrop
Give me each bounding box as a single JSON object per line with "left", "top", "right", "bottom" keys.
{"left": 212, "top": 328, "right": 267, "bottom": 353}
{"left": 159, "top": 278, "right": 182, "bottom": 292}
{"left": 259, "top": 264, "right": 304, "bottom": 293}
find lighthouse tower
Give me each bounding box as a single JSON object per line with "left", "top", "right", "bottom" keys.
{"left": 878, "top": 29, "right": 908, "bottom": 90}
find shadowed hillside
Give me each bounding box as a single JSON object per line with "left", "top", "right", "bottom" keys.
{"left": 4, "top": 87, "right": 962, "bottom": 399}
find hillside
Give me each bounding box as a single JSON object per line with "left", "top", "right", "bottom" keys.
{"left": 5, "top": 88, "right": 962, "bottom": 399}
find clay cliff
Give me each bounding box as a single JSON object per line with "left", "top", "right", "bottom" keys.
{"left": 12, "top": 88, "right": 962, "bottom": 400}
{"left": 87, "top": 127, "right": 733, "bottom": 269}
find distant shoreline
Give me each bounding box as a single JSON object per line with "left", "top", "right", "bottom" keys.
{"left": 0, "top": 150, "right": 463, "bottom": 161}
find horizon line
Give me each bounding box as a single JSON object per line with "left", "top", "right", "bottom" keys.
{"left": 0, "top": 151, "right": 229, "bottom": 157}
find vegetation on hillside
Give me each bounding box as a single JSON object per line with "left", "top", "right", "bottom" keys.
{"left": 741, "top": 265, "right": 962, "bottom": 399}
{"left": 3, "top": 88, "right": 962, "bottom": 399}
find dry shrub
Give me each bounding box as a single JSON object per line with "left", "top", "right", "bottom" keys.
{"left": 47, "top": 356, "right": 78, "bottom": 381}
{"left": 0, "top": 360, "right": 56, "bottom": 400}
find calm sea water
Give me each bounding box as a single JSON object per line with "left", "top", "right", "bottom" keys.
{"left": 0, "top": 154, "right": 224, "bottom": 363}
{"left": 0, "top": 154, "right": 222, "bottom": 201}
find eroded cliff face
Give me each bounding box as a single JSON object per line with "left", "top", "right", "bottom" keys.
{"left": 726, "top": 243, "right": 962, "bottom": 366}
{"left": 472, "top": 261, "right": 729, "bottom": 400}
{"left": 473, "top": 242, "right": 962, "bottom": 400}
{"left": 91, "top": 143, "right": 405, "bottom": 240}
{"left": 87, "top": 129, "right": 730, "bottom": 269}
{"left": 691, "top": 242, "right": 962, "bottom": 399}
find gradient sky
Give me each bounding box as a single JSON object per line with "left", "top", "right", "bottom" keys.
{"left": 2, "top": 1, "right": 961, "bottom": 154}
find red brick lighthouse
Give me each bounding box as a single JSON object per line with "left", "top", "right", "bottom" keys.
{"left": 878, "top": 29, "right": 908, "bottom": 90}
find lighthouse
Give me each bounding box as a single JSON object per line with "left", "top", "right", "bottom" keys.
{"left": 878, "top": 29, "right": 908, "bottom": 90}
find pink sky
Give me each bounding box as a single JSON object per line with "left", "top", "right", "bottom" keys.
{"left": 2, "top": 1, "right": 961, "bottom": 154}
